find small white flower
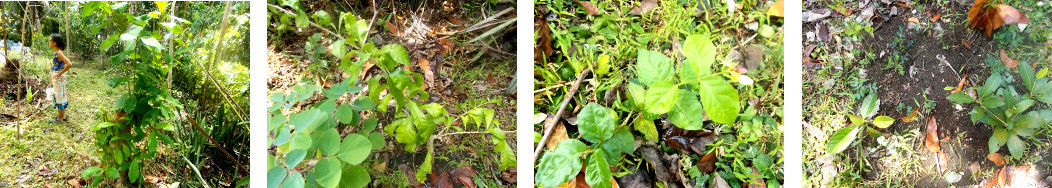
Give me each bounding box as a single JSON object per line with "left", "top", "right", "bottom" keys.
{"left": 737, "top": 75, "right": 754, "bottom": 85}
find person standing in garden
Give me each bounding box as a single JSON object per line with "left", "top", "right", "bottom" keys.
{"left": 47, "top": 33, "right": 72, "bottom": 123}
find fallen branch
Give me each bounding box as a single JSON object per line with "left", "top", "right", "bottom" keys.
{"left": 184, "top": 113, "right": 250, "bottom": 176}
{"left": 534, "top": 67, "right": 591, "bottom": 159}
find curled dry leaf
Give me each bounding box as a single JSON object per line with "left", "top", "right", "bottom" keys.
{"left": 1000, "top": 50, "right": 1019, "bottom": 68}
{"left": 969, "top": 0, "right": 1031, "bottom": 36}
{"left": 697, "top": 151, "right": 718, "bottom": 173}
{"left": 629, "top": 0, "right": 659, "bottom": 15}
{"left": 908, "top": 17, "right": 920, "bottom": 23}
{"left": 417, "top": 57, "right": 434, "bottom": 89}
{"left": 925, "top": 117, "right": 941, "bottom": 153}
{"left": 937, "top": 151, "right": 949, "bottom": 173}
{"left": 663, "top": 127, "right": 720, "bottom": 155}
{"left": 950, "top": 75, "right": 968, "bottom": 93}
{"left": 575, "top": 0, "right": 600, "bottom": 15}
{"left": 988, "top": 152, "right": 1006, "bottom": 165}
{"left": 931, "top": 11, "right": 941, "bottom": 22}
{"left": 452, "top": 166, "right": 479, "bottom": 188}
{"left": 747, "top": 167, "right": 766, "bottom": 188}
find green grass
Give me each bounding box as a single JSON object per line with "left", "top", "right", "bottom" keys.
{"left": 0, "top": 54, "right": 124, "bottom": 186}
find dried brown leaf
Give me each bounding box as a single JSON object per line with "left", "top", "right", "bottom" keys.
{"left": 452, "top": 166, "right": 479, "bottom": 188}
{"left": 988, "top": 152, "right": 1006, "bottom": 166}
{"left": 629, "top": 0, "right": 659, "bottom": 15}
{"left": 1000, "top": 50, "right": 1019, "bottom": 68}
{"left": 997, "top": 4, "right": 1031, "bottom": 25}
{"left": 931, "top": 11, "right": 941, "bottom": 22}
{"left": 575, "top": 0, "right": 600, "bottom": 15}
{"left": 768, "top": 0, "right": 785, "bottom": 17}
{"left": 901, "top": 108, "right": 919, "bottom": 123}
{"left": 937, "top": 151, "right": 949, "bottom": 173}
{"left": 698, "top": 152, "right": 717, "bottom": 173}
{"left": 925, "top": 117, "right": 941, "bottom": 153}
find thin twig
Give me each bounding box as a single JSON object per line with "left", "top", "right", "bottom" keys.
{"left": 534, "top": 79, "right": 595, "bottom": 94}
{"left": 184, "top": 113, "right": 249, "bottom": 176}
{"left": 535, "top": 68, "right": 591, "bottom": 159}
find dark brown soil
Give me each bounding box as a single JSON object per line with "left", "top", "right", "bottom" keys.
{"left": 817, "top": 1, "right": 1047, "bottom": 187}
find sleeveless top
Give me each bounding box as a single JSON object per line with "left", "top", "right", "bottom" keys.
{"left": 52, "top": 53, "right": 64, "bottom": 71}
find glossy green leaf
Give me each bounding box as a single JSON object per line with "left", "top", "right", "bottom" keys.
{"left": 339, "top": 134, "right": 372, "bottom": 165}
{"left": 141, "top": 37, "right": 165, "bottom": 50}
{"left": 100, "top": 34, "right": 119, "bottom": 52}
{"left": 312, "top": 10, "right": 332, "bottom": 27}
{"left": 946, "top": 92, "right": 975, "bottom": 104}
{"left": 289, "top": 108, "right": 325, "bottom": 133}
{"left": 120, "top": 25, "right": 143, "bottom": 41}
{"left": 585, "top": 150, "right": 613, "bottom": 188}
{"left": 872, "top": 116, "right": 894, "bottom": 128}
{"left": 600, "top": 129, "right": 634, "bottom": 162}
{"left": 331, "top": 39, "right": 346, "bottom": 58}
{"left": 273, "top": 126, "right": 292, "bottom": 146}
{"left": 627, "top": 82, "right": 646, "bottom": 109}
{"left": 682, "top": 34, "right": 717, "bottom": 77}
{"left": 129, "top": 162, "right": 140, "bottom": 183}
{"left": 1021, "top": 61, "right": 1036, "bottom": 91}
{"left": 644, "top": 81, "right": 679, "bottom": 114}
{"left": 295, "top": 11, "right": 309, "bottom": 28}
{"left": 979, "top": 74, "right": 1003, "bottom": 98}
{"left": 990, "top": 128, "right": 1008, "bottom": 154}
{"left": 636, "top": 49, "right": 674, "bottom": 86}
{"left": 858, "top": 94, "right": 880, "bottom": 118}
{"left": 826, "top": 125, "right": 862, "bottom": 154}
{"left": 669, "top": 89, "right": 705, "bottom": 130}
{"left": 368, "top": 132, "right": 385, "bottom": 150}
{"left": 536, "top": 139, "right": 588, "bottom": 187}
{"left": 81, "top": 167, "right": 103, "bottom": 178}
{"left": 313, "top": 158, "right": 342, "bottom": 188}
{"left": 417, "top": 149, "right": 434, "bottom": 183}
{"left": 697, "top": 76, "right": 740, "bottom": 124}
{"left": 577, "top": 103, "right": 616, "bottom": 143}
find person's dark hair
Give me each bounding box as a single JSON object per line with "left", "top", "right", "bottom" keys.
{"left": 50, "top": 33, "right": 66, "bottom": 50}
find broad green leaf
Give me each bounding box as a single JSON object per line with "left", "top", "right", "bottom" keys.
{"left": 848, "top": 115, "right": 864, "bottom": 125}
{"left": 313, "top": 158, "right": 342, "bottom": 188}
{"left": 858, "top": 94, "right": 880, "bottom": 118}
{"left": 129, "top": 162, "right": 140, "bottom": 183}
{"left": 289, "top": 108, "right": 325, "bottom": 133}
{"left": 585, "top": 150, "right": 613, "bottom": 188}
{"left": 577, "top": 103, "right": 616, "bottom": 143}
{"left": 313, "top": 128, "right": 341, "bottom": 156}
{"left": 339, "top": 134, "right": 372, "bottom": 165}
{"left": 633, "top": 119, "right": 659, "bottom": 142}
{"left": 946, "top": 92, "right": 975, "bottom": 104}
{"left": 141, "top": 38, "right": 165, "bottom": 51}
{"left": 826, "top": 125, "right": 862, "bottom": 154}
{"left": 100, "top": 34, "right": 119, "bottom": 52}
{"left": 600, "top": 129, "right": 635, "bottom": 162}
{"left": 989, "top": 128, "right": 1008, "bottom": 154}
{"left": 106, "top": 167, "right": 118, "bottom": 179}
{"left": 289, "top": 131, "right": 313, "bottom": 150}
{"left": 669, "top": 89, "right": 705, "bottom": 130}
{"left": 368, "top": 132, "right": 384, "bottom": 150}
{"left": 979, "top": 74, "right": 1003, "bottom": 98}
{"left": 335, "top": 104, "right": 358, "bottom": 124}
{"left": 697, "top": 76, "right": 740, "bottom": 124}
{"left": 1021, "top": 61, "right": 1036, "bottom": 91}
{"left": 362, "top": 118, "right": 378, "bottom": 133}
{"left": 120, "top": 25, "right": 143, "bottom": 41}
{"left": 81, "top": 167, "right": 103, "bottom": 178}
{"left": 312, "top": 10, "right": 332, "bottom": 27}
{"left": 281, "top": 172, "right": 305, "bottom": 188}
{"left": 285, "top": 149, "right": 307, "bottom": 168}
{"left": 295, "top": 11, "right": 309, "bottom": 28}
{"left": 595, "top": 54, "right": 611, "bottom": 76}
{"left": 1006, "top": 134, "right": 1025, "bottom": 157}
{"left": 872, "top": 116, "right": 894, "bottom": 128}
{"left": 273, "top": 126, "right": 292, "bottom": 146}
{"left": 644, "top": 81, "right": 679, "bottom": 114}
{"left": 636, "top": 49, "right": 674, "bottom": 86}
{"left": 627, "top": 82, "right": 646, "bottom": 110}
{"left": 267, "top": 166, "right": 288, "bottom": 188}
{"left": 380, "top": 44, "right": 410, "bottom": 71}
{"left": 340, "top": 165, "right": 370, "bottom": 188}
{"left": 682, "top": 34, "right": 717, "bottom": 77}
{"left": 332, "top": 39, "right": 347, "bottom": 58}
{"left": 536, "top": 139, "right": 589, "bottom": 187}
{"left": 417, "top": 148, "right": 434, "bottom": 183}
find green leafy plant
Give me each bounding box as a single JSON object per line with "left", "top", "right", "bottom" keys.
{"left": 947, "top": 61, "right": 1048, "bottom": 157}
{"left": 80, "top": 1, "right": 191, "bottom": 186}
{"left": 536, "top": 103, "right": 634, "bottom": 188}
{"left": 267, "top": 4, "right": 516, "bottom": 187}
{"left": 826, "top": 93, "right": 895, "bottom": 154}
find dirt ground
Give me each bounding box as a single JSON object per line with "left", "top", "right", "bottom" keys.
{"left": 804, "top": 0, "right": 1050, "bottom": 186}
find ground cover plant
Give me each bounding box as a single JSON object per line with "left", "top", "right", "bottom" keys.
{"left": 0, "top": 1, "right": 250, "bottom": 187}
{"left": 534, "top": 0, "right": 784, "bottom": 187}
{"left": 802, "top": 0, "right": 1052, "bottom": 186}
{"left": 267, "top": 0, "right": 517, "bottom": 187}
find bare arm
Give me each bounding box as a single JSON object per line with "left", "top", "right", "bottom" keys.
{"left": 56, "top": 51, "right": 73, "bottom": 76}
